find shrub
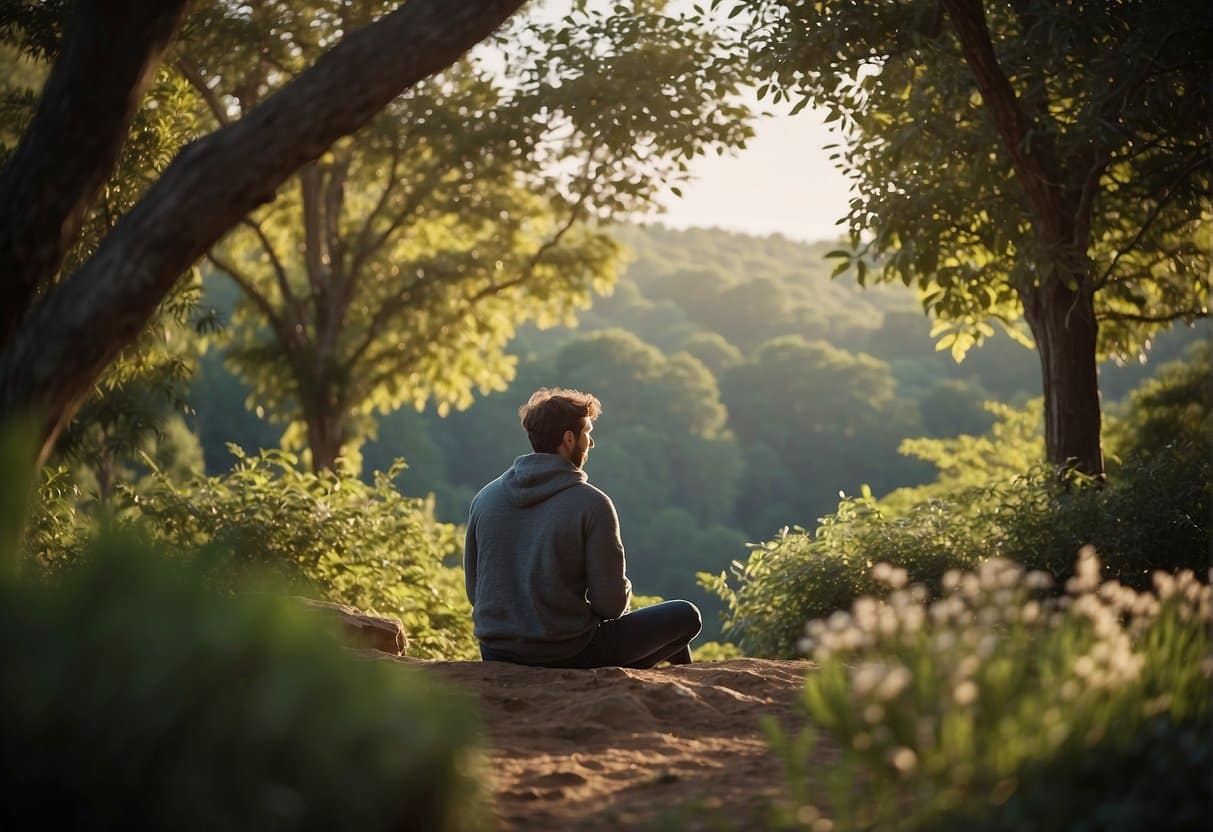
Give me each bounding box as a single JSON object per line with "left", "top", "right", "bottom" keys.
{"left": 120, "top": 448, "right": 477, "bottom": 659}
{"left": 691, "top": 640, "right": 745, "bottom": 662}
{"left": 0, "top": 533, "right": 488, "bottom": 830}
{"left": 703, "top": 443, "right": 1209, "bottom": 658}
{"left": 1105, "top": 340, "right": 1212, "bottom": 462}
{"left": 766, "top": 552, "right": 1211, "bottom": 831}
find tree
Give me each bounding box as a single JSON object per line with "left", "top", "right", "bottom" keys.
{"left": 719, "top": 335, "right": 927, "bottom": 533}
{"left": 0, "top": 0, "right": 532, "bottom": 475}
{"left": 176, "top": 0, "right": 754, "bottom": 471}
{"left": 680, "top": 331, "right": 743, "bottom": 375}
{"left": 1, "top": 2, "right": 214, "bottom": 492}
{"left": 735, "top": 0, "right": 1211, "bottom": 476}
{"left": 553, "top": 328, "right": 744, "bottom": 524}
{"left": 1106, "top": 341, "right": 1212, "bottom": 462}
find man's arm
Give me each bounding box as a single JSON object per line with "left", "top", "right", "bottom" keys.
{"left": 463, "top": 514, "right": 478, "bottom": 607}
{"left": 584, "top": 496, "right": 631, "bottom": 619}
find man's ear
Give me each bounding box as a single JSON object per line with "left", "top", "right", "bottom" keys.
{"left": 561, "top": 429, "right": 575, "bottom": 449}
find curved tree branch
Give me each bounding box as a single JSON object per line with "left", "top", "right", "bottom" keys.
{"left": 1096, "top": 309, "right": 1208, "bottom": 324}
{"left": 238, "top": 218, "right": 302, "bottom": 320}
{"left": 175, "top": 54, "right": 232, "bottom": 127}
{"left": 205, "top": 250, "right": 291, "bottom": 347}
{"left": 942, "top": 0, "right": 1066, "bottom": 230}
{"left": 0, "top": 0, "right": 189, "bottom": 349}
{"left": 1094, "top": 152, "right": 1210, "bottom": 290}
{"left": 0, "top": 0, "right": 529, "bottom": 465}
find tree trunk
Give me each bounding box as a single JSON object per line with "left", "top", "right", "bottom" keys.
{"left": 944, "top": 0, "right": 1107, "bottom": 479}
{"left": 306, "top": 407, "right": 345, "bottom": 474}
{"left": 308, "top": 414, "right": 346, "bottom": 473}
{"left": 1020, "top": 270, "right": 1105, "bottom": 478}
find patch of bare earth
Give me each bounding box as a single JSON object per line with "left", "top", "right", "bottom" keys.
{"left": 408, "top": 658, "right": 832, "bottom": 830}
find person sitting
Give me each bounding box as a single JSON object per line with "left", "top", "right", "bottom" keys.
{"left": 464, "top": 387, "right": 701, "bottom": 669}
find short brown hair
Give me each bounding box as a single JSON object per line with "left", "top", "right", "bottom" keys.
{"left": 519, "top": 388, "right": 602, "bottom": 453}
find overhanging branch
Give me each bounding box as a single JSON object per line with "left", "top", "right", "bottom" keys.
{"left": 1097, "top": 309, "right": 1208, "bottom": 325}
{"left": 0, "top": 0, "right": 529, "bottom": 463}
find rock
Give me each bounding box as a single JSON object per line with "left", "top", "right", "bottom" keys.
{"left": 293, "top": 596, "right": 408, "bottom": 655}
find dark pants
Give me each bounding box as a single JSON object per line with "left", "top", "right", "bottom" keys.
{"left": 480, "top": 600, "right": 702, "bottom": 669}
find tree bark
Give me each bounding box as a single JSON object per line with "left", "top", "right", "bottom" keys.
{"left": 0, "top": 0, "right": 189, "bottom": 350}
{"left": 1020, "top": 270, "right": 1105, "bottom": 478}
{"left": 306, "top": 408, "right": 346, "bottom": 474}
{"left": 0, "top": 0, "right": 528, "bottom": 467}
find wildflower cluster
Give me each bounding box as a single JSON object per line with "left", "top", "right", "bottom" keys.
{"left": 770, "top": 549, "right": 1211, "bottom": 831}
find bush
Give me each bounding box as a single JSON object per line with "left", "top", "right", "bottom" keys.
{"left": 765, "top": 553, "right": 1211, "bottom": 831}
{"left": 24, "top": 445, "right": 476, "bottom": 659}
{"left": 1106, "top": 340, "right": 1212, "bottom": 462}
{"left": 124, "top": 448, "right": 475, "bottom": 659}
{"left": 0, "top": 533, "right": 488, "bottom": 830}
{"left": 704, "top": 443, "right": 1210, "bottom": 658}
{"left": 691, "top": 640, "right": 745, "bottom": 662}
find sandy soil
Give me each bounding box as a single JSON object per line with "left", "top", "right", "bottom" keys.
{"left": 408, "top": 658, "right": 830, "bottom": 831}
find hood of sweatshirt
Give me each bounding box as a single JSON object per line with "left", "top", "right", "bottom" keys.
{"left": 499, "top": 453, "right": 587, "bottom": 507}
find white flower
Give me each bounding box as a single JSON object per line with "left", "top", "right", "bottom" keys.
{"left": 1021, "top": 600, "right": 1041, "bottom": 623}
{"left": 851, "top": 662, "right": 887, "bottom": 698}
{"left": 1068, "top": 545, "right": 1102, "bottom": 594}
{"left": 1152, "top": 571, "right": 1176, "bottom": 600}
{"left": 941, "top": 569, "right": 962, "bottom": 591}
{"left": 953, "top": 680, "right": 978, "bottom": 706}
{"left": 1025, "top": 570, "right": 1054, "bottom": 591}
{"left": 961, "top": 574, "right": 982, "bottom": 599}
{"left": 889, "top": 747, "right": 918, "bottom": 774}
{"left": 875, "top": 665, "right": 912, "bottom": 701}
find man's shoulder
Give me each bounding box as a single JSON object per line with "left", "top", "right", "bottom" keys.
{"left": 469, "top": 475, "right": 505, "bottom": 513}
{"left": 571, "top": 480, "right": 616, "bottom": 513}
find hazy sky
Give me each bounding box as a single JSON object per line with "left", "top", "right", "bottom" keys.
{"left": 651, "top": 100, "right": 853, "bottom": 243}
{"left": 522, "top": 1, "right": 854, "bottom": 244}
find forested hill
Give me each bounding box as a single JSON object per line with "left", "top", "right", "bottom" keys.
{"left": 555, "top": 225, "right": 921, "bottom": 357}
{"left": 189, "top": 223, "right": 1205, "bottom": 637}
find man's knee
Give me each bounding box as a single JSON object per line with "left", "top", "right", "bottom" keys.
{"left": 673, "top": 600, "right": 702, "bottom": 640}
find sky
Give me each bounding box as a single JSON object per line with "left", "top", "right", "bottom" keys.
{"left": 521, "top": 0, "right": 854, "bottom": 245}
{"left": 651, "top": 100, "right": 853, "bottom": 244}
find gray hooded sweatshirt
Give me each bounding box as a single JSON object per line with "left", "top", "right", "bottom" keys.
{"left": 464, "top": 452, "right": 632, "bottom": 661}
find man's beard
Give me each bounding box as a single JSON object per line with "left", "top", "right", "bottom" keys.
{"left": 571, "top": 441, "right": 588, "bottom": 468}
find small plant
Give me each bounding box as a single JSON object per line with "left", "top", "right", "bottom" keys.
{"left": 766, "top": 551, "right": 1211, "bottom": 830}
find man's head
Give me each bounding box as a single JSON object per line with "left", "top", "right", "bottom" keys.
{"left": 519, "top": 387, "right": 601, "bottom": 468}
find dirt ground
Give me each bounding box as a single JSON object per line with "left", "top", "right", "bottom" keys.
{"left": 410, "top": 658, "right": 831, "bottom": 831}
